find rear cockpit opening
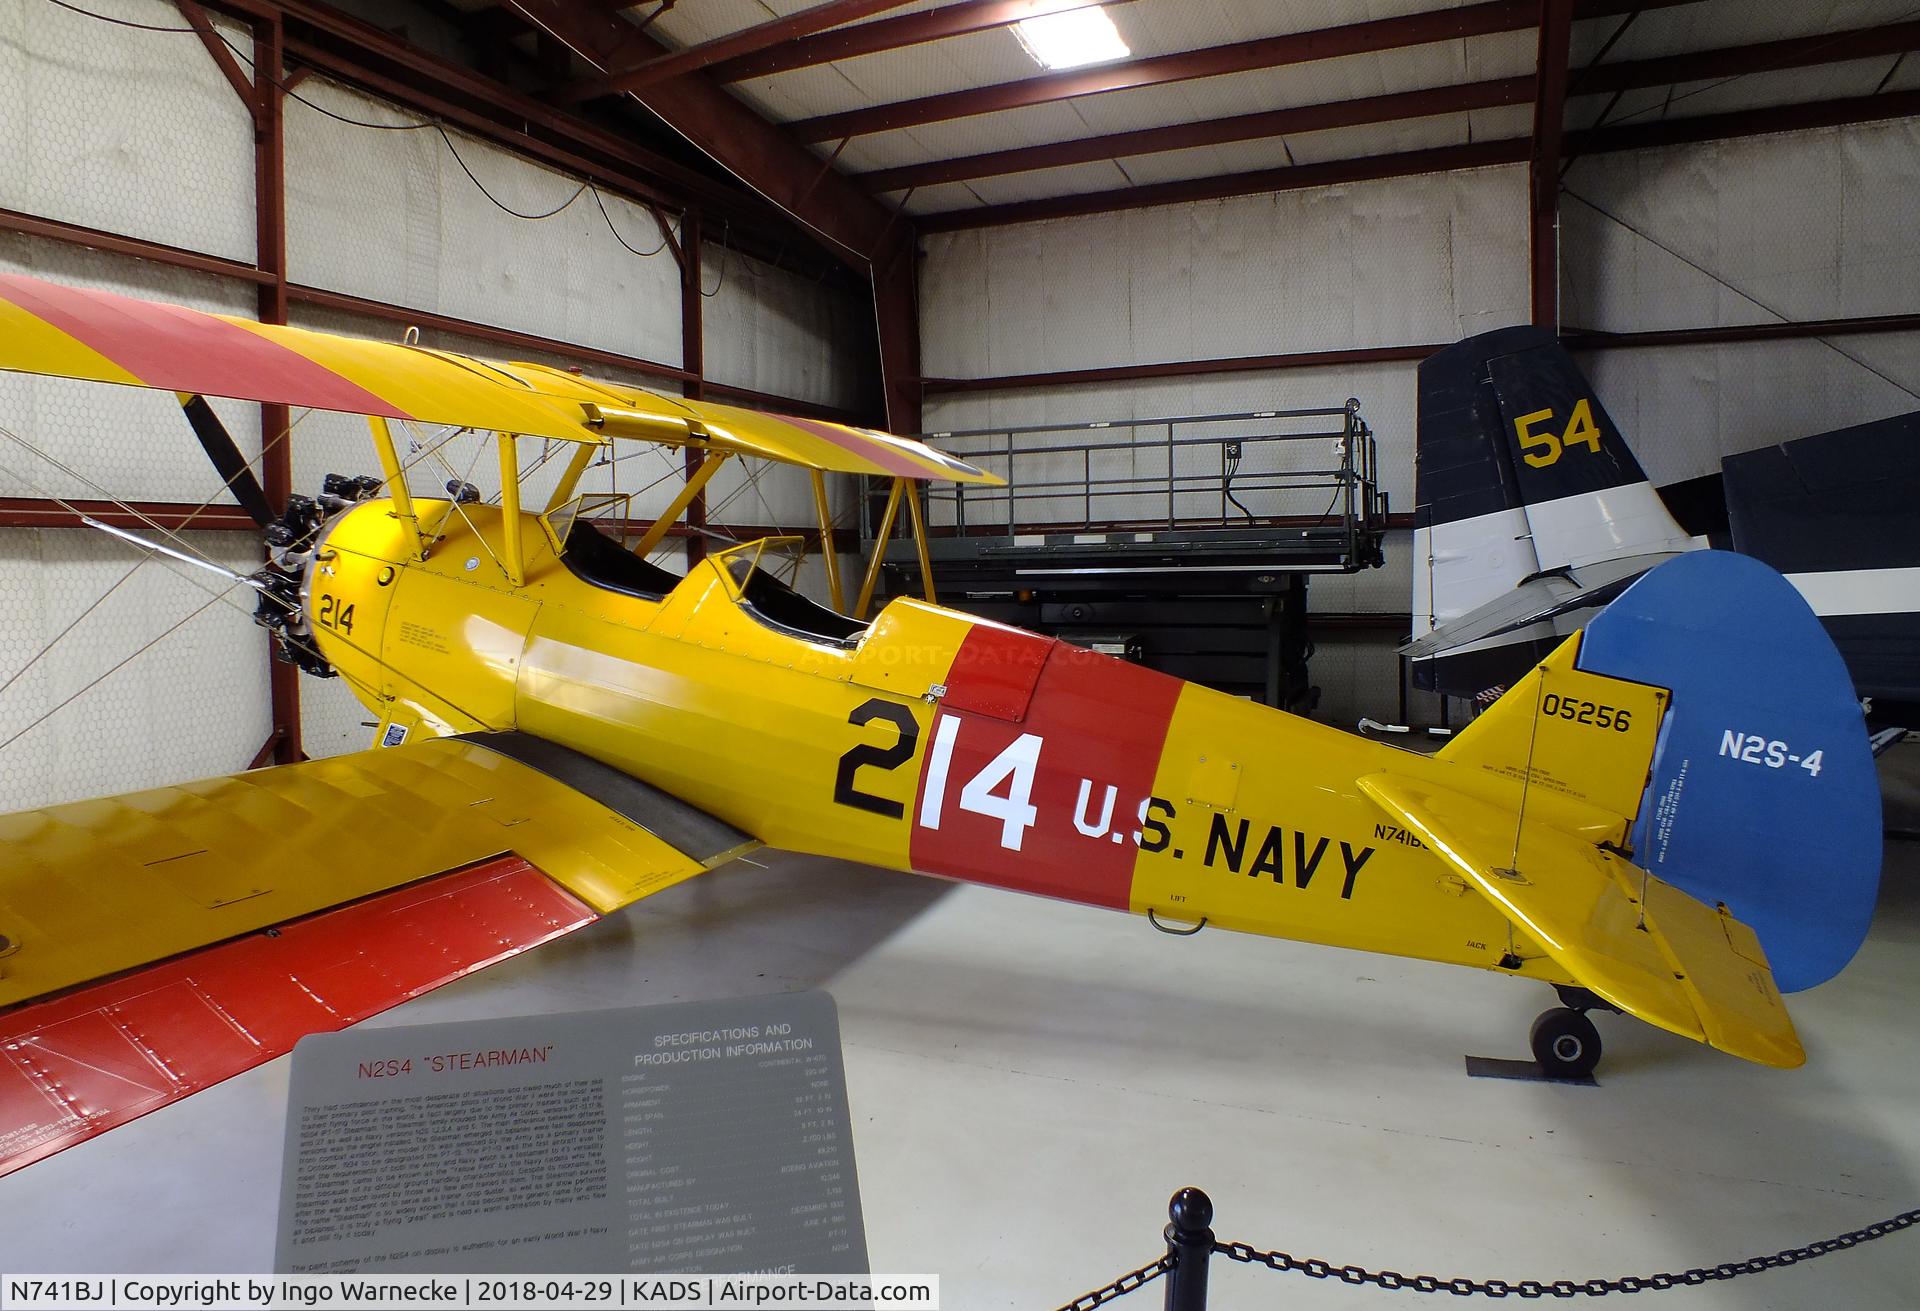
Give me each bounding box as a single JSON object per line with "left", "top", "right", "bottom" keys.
{"left": 560, "top": 518, "right": 683, "bottom": 601}
{"left": 723, "top": 556, "right": 870, "bottom": 649}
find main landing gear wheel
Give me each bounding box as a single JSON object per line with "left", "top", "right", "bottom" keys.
{"left": 1530, "top": 1007, "right": 1602, "bottom": 1080}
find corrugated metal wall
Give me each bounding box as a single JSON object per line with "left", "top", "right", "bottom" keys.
{"left": 0, "top": 0, "right": 869, "bottom": 800}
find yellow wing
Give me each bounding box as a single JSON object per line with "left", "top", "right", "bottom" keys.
{"left": 0, "top": 733, "right": 759, "bottom": 1177}
{"left": 0, "top": 732, "right": 756, "bottom": 1009}
{"left": 0, "top": 271, "right": 1000, "bottom": 484}
{"left": 1356, "top": 772, "right": 1804, "bottom": 1068}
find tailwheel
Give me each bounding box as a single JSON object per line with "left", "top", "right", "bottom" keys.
{"left": 1530, "top": 1007, "right": 1602, "bottom": 1080}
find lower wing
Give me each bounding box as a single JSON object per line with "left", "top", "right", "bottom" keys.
{"left": 0, "top": 732, "right": 757, "bottom": 1176}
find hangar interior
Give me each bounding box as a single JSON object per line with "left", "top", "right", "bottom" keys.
{"left": 1, "top": 0, "right": 1918, "bottom": 1305}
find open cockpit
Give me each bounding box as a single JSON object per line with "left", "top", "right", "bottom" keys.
{"left": 558, "top": 518, "right": 871, "bottom": 649}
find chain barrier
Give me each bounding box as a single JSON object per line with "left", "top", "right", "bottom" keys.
{"left": 1054, "top": 1254, "right": 1173, "bottom": 1310}
{"left": 1213, "top": 1206, "right": 1920, "bottom": 1298}
{"left": 1056, "top": 1192, "right": 1920, "bottom": 1308}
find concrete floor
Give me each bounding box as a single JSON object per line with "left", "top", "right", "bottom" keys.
{"left": 3, "top": 753, "right": 1919, "bottom": 1309}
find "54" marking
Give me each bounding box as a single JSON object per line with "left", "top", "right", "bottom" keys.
{"left": 1513, "top": 398, "right": 1603, "bottom": 468}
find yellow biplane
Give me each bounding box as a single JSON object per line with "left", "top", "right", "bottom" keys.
{"left": 0, "top": 273, "right": 1883, "bottom": 1177}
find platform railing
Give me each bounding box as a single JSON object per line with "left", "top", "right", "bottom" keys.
{"left": 897, "top": 403, "right": 1387, "bottom": 546}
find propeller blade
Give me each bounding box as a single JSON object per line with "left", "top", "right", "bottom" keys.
{"left": 178, "top": 393, "right": 276, "bottom": 528}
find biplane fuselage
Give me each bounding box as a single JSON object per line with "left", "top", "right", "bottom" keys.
{"left": 308, "top": 494, "right": 1574, "bottom": 982}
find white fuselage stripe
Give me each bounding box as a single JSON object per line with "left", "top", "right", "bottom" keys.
{"left": 1785, "top": 567, "right": 1920, "bottom": 618}
{"left": 1413, "top": 483, "right": 1696, "bottom": 638}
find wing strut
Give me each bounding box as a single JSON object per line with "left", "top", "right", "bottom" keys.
{"left": 856, "top": 477, "right": 906, "bottom": 619}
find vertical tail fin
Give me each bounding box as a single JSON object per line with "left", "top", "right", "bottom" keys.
{"left": 1439, "top": 551, "right": 1880, "bottom": 994}
{"left": 1413, "top": 326, "right": 1699, "bottom": 700}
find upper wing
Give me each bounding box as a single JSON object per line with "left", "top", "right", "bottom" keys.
{"left": 1356, "top": 771, "right": 1804, "bottom": 1069}
{"left": 0, "top": 271, "right": 1001, "bottom": 484}
{"left": 0, "top": 732, "right": 758, "bottom": 1175}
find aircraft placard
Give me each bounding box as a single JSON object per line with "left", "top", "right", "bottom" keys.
{"left": 275, "top": 992, "right": 866, "bottom": 1274}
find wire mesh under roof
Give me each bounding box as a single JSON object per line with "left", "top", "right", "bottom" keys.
{"left": 594, "top": 0, "right": 1919, "bottom": 218}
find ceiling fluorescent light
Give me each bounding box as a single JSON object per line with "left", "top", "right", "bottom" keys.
{"left": 1014, "top": 5, "right": 1130, "bottom": 71}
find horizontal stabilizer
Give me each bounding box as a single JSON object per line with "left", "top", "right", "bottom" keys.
{"left": 1402, "top": 552, "right": 1682, "bottom": 658}
{"left": 1357, "top": 772, "right": 1804, "bottom": 1068}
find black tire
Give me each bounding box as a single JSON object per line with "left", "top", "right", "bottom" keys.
{"left": 1530, "top": 1007, "right": 1602, "bottom": 1079}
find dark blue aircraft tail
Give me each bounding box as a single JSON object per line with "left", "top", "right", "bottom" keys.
{"left": 1411, "top": 326, "right": 1700, "bottom": 701}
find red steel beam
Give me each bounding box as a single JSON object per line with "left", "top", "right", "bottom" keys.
{"left": 859, "top": 78, "right": 1534, "bottom": 192}
{"left": 1577, "top": 17, "right": 1920, "bottom": 96}
{"left": 499, "top": 0, "right": 901, "bottom": 263}
{"left": 790, "top": 0, "right": 1690, "bottom": 141}
{"left": 256, "top": 0, "right": 761, "bottom": 223}
{"left": 0, "top": 498, "right": 261, "bottom": 531}
{"left": 1571, "top": 86, "right": 1920, "bottom": 157}
{"left": 709, "top": 0, "right": 1139, "bottom": 84}
{"left": 681, "top": 210, "right": 708, "bottom": 566}
{"left": 917, "top": 139, "right": 1532, "bottom": 231}
{"left": 176, "top": 0, "right": 261, "bottom": 112}
{"left": 920, "top": 314, "right": 1920, "bottom": 396}
{"left": 873, "top": 236, "right": 922, "bottom": 433}
{"left": 254, "top": 13, "right": 302, "bottom": 766}
{"left": 557, "top": 0, "right": 926, "bottom": 102}
{"left": 854, "top": 15, "right": 1920, "bottom": 192}
{"left": 0, "top": 206, "right": 273, "bottom": 284}
{"left": 918, "top": 84, "right": 1920, "bottom": 230}
{"left": 0, "top": 208, "right": 859, "bottom": 419}
{"left": 921, "top": 344, "right": 1444, "bottom": 394}
{"left": 1530, "top": 1, "right": 1573, "bottom": 328}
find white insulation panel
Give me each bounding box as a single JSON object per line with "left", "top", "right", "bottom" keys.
{"left": 702, "top": 246, "right": 869, "bottom": 412}
{"left": 1562, "top": 117, "right": 1920, "bottom": 335}
{"left": 0, "top": 527, "right": 270, "bottom": 810}
{"left": 285, "top": 79, "right": 684, "bottom": 369}
{"left": 921, "top": 165, "right": 1529, "bottom": 379}
{"left": 0, "top": 0, "right": 255, "bottom": 262}
{"left": 1577, "top": 332, "right": 1920, "bottom": 486}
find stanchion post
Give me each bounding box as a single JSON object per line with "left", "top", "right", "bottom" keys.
{"left": 1163, "top": 1187, "right": 1215, "bottom": 1311}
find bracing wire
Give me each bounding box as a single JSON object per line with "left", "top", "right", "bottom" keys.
{"left": 0, "top": 422, "right": 297, "bottom": 599}
{"left": 0, "top": 420, "right": 501, "bottom": 751}
{"left": 0, "top": 584, "right": 243, "bottom": 756}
